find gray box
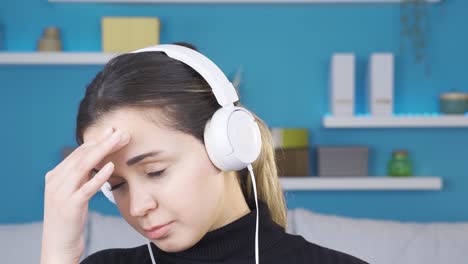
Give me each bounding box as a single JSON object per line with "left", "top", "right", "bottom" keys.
{"left": 317, "top": 146, "right": 369, "bottom": 176}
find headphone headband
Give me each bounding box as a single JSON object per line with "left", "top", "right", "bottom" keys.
{"left": 131, "top": 44, "right": 239, "bottom": 108}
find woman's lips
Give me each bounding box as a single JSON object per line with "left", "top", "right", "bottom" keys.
{"left": 144, "top": 222, "right": 173, "bottom": 240}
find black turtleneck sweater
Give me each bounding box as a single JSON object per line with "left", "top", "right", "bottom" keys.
{"left": 80, "top": 200, "right": 368, "bottom": 264}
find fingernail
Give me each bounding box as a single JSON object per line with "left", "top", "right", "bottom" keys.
{"left": 103, "top": 161, "right": 114, "bottom": 171}
{"left": 110, "top": 130, "right": 122, "bottom": 143}
{"left": 103, "top": 127, "right": 113, "bottom": 137}
{"left": 119, "top": 132, "right": 130, "bottom": 145}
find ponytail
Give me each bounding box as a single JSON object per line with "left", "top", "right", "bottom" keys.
{"left": 237, "top": 112, "right": 287, "bottom": 229}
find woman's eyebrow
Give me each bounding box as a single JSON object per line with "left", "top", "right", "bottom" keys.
{"left": 126, "top": 151, "right": 161, "bottom": 166}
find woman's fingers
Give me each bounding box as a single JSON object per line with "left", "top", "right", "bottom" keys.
{"left": 62, "top": 129, "right": 131, "bottom": 194}
{"left": 45, "top": 127, "right": 114, "bottom": 188}
{"left": 73, "top": 161, "right": 114, "bottom": 204}
{"left": 41, "top": 128, "right": 119, "bottom": 264}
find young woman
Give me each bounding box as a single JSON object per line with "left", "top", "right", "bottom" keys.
{"left": 40, "top": 42, "right": 368, "bottom": 264}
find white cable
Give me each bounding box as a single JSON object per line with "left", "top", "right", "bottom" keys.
{"left": 146, "top": 238, "right": 157, "bottom": 264}
{"left": 247, "top": 164, "right": 259, "bottom": 264}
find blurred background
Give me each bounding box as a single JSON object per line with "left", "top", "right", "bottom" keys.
{"left": 3, "top": 1, "right": 468, "bottom": 263}
{"left": 1, "top": 0, "right": 466, "bottom": 225}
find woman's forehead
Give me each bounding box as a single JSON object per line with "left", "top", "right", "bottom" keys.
{"left": 83, "top": 109, "right": 197, "bottom": 159}
{"left": 81, "top": 108, "right": 202, "bottom": 168}
{"left": 82, "top": 108, "right": 169, "bottom": 143}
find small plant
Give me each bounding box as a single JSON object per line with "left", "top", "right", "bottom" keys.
{"left": 399, "top": 0, "right": 431, "bottom": 76}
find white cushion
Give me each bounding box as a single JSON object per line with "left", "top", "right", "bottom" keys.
{"left": 288, "top": 208, "right": 468, "bottom": 264}
{"left": 0, "top": 218, "right": 90, "bottom": 264}
{"left": 0, "top": 221, "right": 44, "bottom": 264}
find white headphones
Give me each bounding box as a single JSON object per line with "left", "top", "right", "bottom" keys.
{"left": 100, "top": 44, "right": 262, "bottom": 205}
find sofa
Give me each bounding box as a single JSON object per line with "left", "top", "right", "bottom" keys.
{"left": 287, "top": 209, "right": 468, "bottom": 264}
{"left": 1, "top": 209, "right": 467, "bottom": 264}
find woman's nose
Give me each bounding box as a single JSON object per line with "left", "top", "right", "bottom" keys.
{"left": 129, "top": 185, "right": 157, "bottom": 217}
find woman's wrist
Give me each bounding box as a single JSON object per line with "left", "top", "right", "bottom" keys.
{"left": 40, "top": 246, "right": 81, "bottom": 264}
{"left": 40, "top": 253, "right": 80, "bottom": 264}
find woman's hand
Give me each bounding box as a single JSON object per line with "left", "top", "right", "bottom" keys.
{"left": 40, "top": 128, "right": 130, "bottom": 264}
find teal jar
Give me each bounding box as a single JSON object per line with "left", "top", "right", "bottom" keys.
{"left": 387, "top": 150, "right": 413, "bottom": 177}
{"left": 440, "top": 92, "right": 468, "bottom": 114}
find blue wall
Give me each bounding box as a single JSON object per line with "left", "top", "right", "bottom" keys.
{"left": 1, "top": 0, "right": 467, "bottom": 223}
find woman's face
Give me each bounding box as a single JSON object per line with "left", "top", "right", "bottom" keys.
{"left": 83, "top": 108, "right": 230, "bottom": 252}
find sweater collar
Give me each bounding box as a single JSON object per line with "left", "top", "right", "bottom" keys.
{"left": 151, "top": 199, "right": 285, "bottom": 262}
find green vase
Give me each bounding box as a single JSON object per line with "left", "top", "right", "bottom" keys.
{"left": 387, "top": 150, "right": 413, "bottom": 177}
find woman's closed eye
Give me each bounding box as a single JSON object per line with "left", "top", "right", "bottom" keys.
{"left": 109, "top": 170, "right": 166, "bottom": 191}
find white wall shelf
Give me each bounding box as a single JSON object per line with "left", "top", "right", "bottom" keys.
{"left": 0, "top": 52, "right": 118, "bottom": 65}
{"left": 279, "top": 176, "right": 442, "bottom": 191}
{"left": 323, "top": 115, "right": 468, "bottom": 128}
{"left": 48, "top": 0, "right": 441, "bottom": 3}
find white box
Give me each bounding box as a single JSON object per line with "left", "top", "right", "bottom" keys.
{"left": 368, "top": 53, "right": 394, "bottom": 116}
{"left": 330, "top": 53, "right": 355, "bottom": 116}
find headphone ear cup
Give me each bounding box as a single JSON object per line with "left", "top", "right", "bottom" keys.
{"left": 101, "top": 182, "right": 116, "bottom": 204}
{"left": 204, "top": 106, "right": 262, "bottom": 171}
